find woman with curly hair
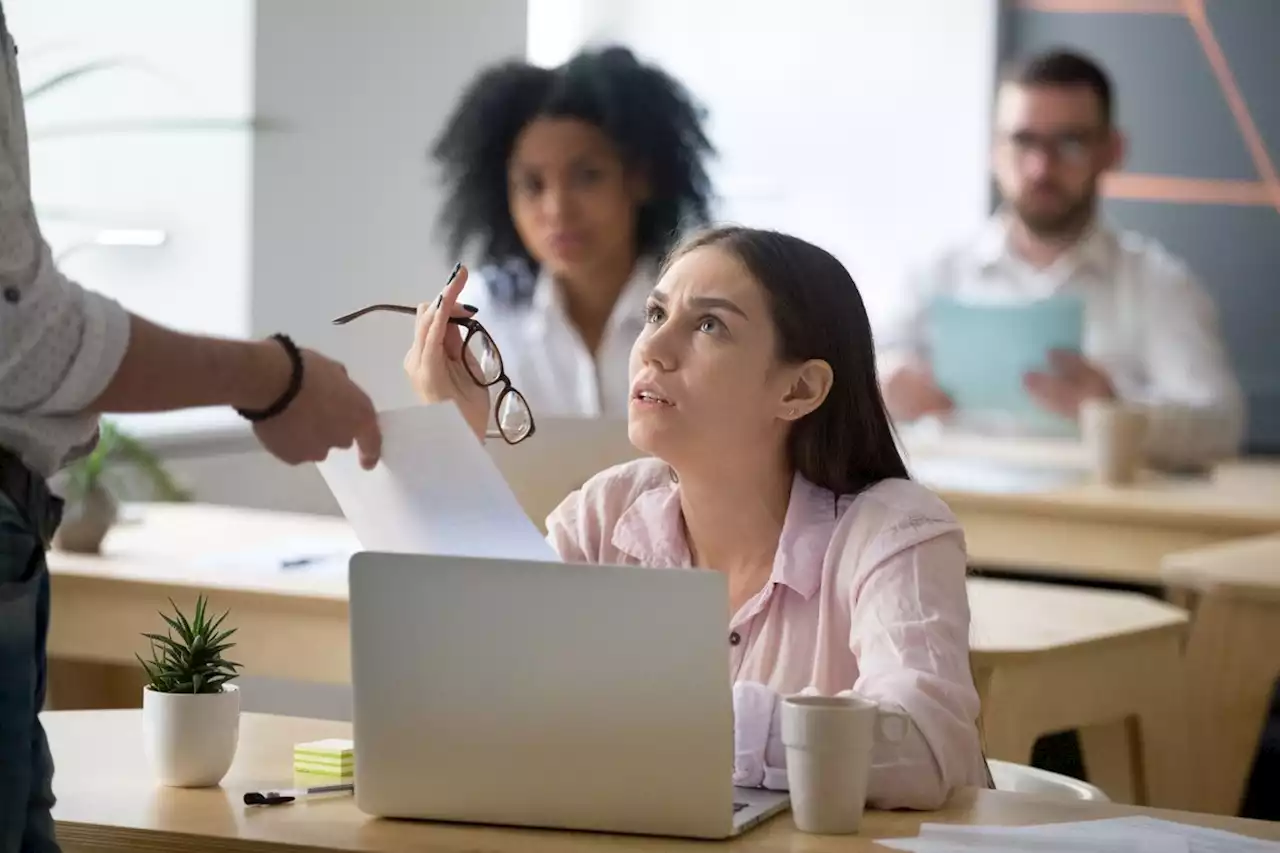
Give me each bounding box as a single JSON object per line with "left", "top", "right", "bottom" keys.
{"left": 427, "top": 45, "right": 715, "bottom": 418}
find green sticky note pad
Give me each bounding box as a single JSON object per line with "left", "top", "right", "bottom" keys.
{"left": 294, "top": 738, "right": 354, "bottom": 764}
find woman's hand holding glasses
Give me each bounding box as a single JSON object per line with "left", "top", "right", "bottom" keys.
{"left": 402, "top": 264, "right": 493, "bottom": 440}
{"left": 331, "top": 263, "right": 535, "bottom": 445}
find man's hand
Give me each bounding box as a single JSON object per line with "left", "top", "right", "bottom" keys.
{"left": 252, "top": 347, "right": 382, "bottom": 469}
{"left": 1023, "top": 349, "right": 1116, "bottom": 420}
{"left": 882, "top": 362, "right": 954, "bottom": 423}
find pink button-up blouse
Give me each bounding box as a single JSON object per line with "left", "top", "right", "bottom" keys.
{"left": 545, "top": 458, "right": 990, "bottom": 810}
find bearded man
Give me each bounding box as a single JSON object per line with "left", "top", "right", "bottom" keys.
{"left": 877, "top": 48, "right": 1243, "bottom": 471}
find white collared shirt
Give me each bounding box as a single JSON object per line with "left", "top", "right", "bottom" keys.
{"left": 465, "top": 258, "right": 656, "bottom": 419}
{"left": 877, "top": 215, "right": 1246, "bottom": 469}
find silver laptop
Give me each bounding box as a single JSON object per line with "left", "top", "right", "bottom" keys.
{"left": 348, "top": 552, "right": 790, "bottom": 839}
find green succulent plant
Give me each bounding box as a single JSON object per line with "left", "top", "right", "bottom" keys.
{"left": 137, "top": 595, "right": 242, "bottom": 695}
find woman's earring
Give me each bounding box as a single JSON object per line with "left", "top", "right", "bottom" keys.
{"left": 786, "top": 408, "right": 796, "bottom": 419}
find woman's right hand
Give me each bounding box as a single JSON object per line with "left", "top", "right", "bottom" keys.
{"left": 403, "top": 264, "right": 491, "bottom": 441}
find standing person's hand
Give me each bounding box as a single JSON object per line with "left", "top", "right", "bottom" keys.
{"left": 252, "top": 348, "right": 383, "bottom": 469}
{"left": 404, "top": 264, "right": 490, "bottom": 440}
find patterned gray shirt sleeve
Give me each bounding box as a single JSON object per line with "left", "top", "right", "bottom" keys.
{"left": 0, "top": 10, "right": 131, "bottom": 474}
{"left": 0, "top": 153, "right": 131, "bottom": 416}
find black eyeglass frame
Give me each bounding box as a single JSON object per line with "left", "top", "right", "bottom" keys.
{"left": 331, "top": 304, "right": 536, "bottom": 445}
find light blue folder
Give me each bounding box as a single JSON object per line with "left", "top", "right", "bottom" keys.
{"left": 927, "top": 293, "right": 1085, "bottom": 433}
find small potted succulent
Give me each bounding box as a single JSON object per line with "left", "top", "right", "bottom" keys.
{"left": 138, "top": 595, "right": 243, "bottom": 787}
{"left": 55, "top": 420, "right": 189, "bottom": 554}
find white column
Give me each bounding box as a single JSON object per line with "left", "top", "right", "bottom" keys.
{"left": 250, "top": 0, "right": 529, "bottom": 412}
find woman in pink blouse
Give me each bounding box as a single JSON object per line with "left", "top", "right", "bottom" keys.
{"left": 404, "top": 226, "right": 990, "bottom": 809}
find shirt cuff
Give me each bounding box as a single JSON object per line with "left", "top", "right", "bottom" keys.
{"left": 39, "top": 286, "right": 131, "bottom": 414}
{"left": 734, "top": 681, "right": 792, "bottom": 790}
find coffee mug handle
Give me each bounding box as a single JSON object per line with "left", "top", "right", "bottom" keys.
{"left": 874, "top": 706, "right": 911, "bottom": 744}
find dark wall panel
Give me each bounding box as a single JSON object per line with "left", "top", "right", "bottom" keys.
{"left": 1004, "top": 2, "right": 1280, "bottom": 453}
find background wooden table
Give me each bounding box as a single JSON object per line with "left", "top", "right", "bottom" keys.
{"left": 46, "top": 504, "right": 355, "bottom": 708}
{"left": 903, "top": 439, "right": 1280, "bottom": 586}
{"left": 1163, "top": 534, "right": 1280, "bottom": 816}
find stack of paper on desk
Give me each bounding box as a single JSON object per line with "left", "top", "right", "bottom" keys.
{"left": 878, "top": 816, "right": 1280, "bottom": 853}
{"left": 316, "top": 403, "right": 558, "bottom": 562}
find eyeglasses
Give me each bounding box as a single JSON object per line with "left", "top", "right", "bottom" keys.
{"left": 332, "top": 304, "right": 536, "bottom": 445}
{"left": 1001, "top": 129, "right": 1101, "bottom": 165}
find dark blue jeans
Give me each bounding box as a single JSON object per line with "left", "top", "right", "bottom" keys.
{"left": 0, "top": 486, "right": 59, "bottom": 853}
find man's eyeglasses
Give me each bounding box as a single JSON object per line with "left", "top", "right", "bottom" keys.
{"left": 1001, "top": 129, "right": 1101, "bottom": 165}
{"left": 332, "top": 304, "right": 535, "bottom": 445}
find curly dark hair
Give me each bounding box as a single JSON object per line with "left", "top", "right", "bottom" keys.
{"left": 430, "top": 45, "right": 715, "bottom": 305}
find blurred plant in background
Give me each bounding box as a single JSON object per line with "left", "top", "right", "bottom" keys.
{"left": 21, "top": 52, "right": 275, "bottom": 261}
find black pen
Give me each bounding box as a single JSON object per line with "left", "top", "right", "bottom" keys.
{"left": 280, "top": 555, "right": 331, "bottom": 569}
{"left": 244, "top": 782, "right": 353, "bottom": 806}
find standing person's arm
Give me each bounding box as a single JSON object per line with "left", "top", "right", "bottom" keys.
{"left": 0, "top": 94, "right": 380, "bottom": 470}
{"left": 88, "top": 316, "right": 384, "bottom": 468}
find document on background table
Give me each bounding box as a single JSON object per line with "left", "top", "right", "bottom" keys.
{"left": 316, "top": 403, "right": 558, "bottom": 562}
{"left": 927, "top": 292, "right": 1084, "bottom": 435}
{"left": 194, "top": 534, "right": 363, "bottom": 574}
{"left": 878, "top": 815, "right": 1280, "bottom": 853}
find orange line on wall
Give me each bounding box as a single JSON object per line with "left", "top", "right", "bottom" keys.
{"left": 1102, "top": 173, "right": 1273, "bottom": 206}
{"left": 1014, "top": 0, "right": 1184, "bottom": 13}
{"left": 1182, "top": 0, "right": 1280, "bottom": 216}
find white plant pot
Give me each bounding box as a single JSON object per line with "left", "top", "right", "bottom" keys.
{"left": 142, "top": 684, "right": 241, "bottom": 787}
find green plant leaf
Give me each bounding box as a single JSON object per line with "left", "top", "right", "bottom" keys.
{"left": 208, "top": 610, "right": 231, "bottom": 636}
{"left": 210, "top": 627, "right": 238, "bottom": 645}
{"left": 61, "top": 421, "right": 191, "bottom": 504}
{"left": 140, "top": 632, "right": 185, "bottom": 656}
{"left": 159, "top": 612, "right": 192, "bottom": 645}
{"left": 170, "top": 597, "right": 195, "bottom": 640}
{"left": 136, "top": 654, "right": 160, "bottom": 687}
{"left": 22, "top": 57, "right": 140, "bottom": 101}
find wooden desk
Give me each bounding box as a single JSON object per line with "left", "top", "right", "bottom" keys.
{"left": 968, "top": 578, "right": 1190, "bottom": 807}
{"left": 904, "top": 437, "right": 1280, "bottom": 585}
{"left": 47, "top": 710, "right": 1280, "bottom": 853}
{"left": 1163, "top": 534, "right": 1280, "bottom": 816}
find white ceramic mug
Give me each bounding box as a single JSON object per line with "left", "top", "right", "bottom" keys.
{"left": 1080, "top": 399, "right": 1148, "bottom": 486}
{"left": 780, "top": 693, "right": 908, "bottom": 835}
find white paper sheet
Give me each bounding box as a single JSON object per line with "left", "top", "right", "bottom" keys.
{"left": 315, "top": 403, "right": 558, "bottom": 562}
{"left": 968, "top": 817, "right": 1280, "bottom": 853}
{"left": 879, "top": 816, "right": 1279, "bottom": 853}
{"left": 878, "top": 822, "right": 1186, "bottom": 853}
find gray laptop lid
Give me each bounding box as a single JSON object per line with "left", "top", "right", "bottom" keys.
{"left": 348, "top": 552, "right": 740, "bottom": 838}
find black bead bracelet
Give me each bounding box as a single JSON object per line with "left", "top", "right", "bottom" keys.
{"left": 236, "top": 333, "right": 304, "bottom": 422}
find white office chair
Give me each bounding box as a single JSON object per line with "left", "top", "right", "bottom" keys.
{"left": 987, "top": 759, "right": 1110, "bottom": 802}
